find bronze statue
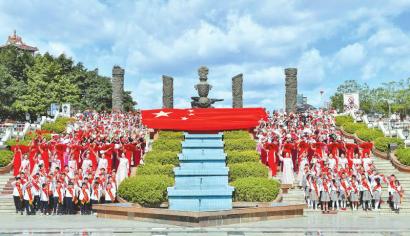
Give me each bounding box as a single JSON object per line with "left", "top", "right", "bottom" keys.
{"left": 191, "top": 66, "right": 223, "bottom": 108}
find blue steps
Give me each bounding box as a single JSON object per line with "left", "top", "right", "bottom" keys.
{"left": 167, "top": 132, "right": 234, "bottom": 212}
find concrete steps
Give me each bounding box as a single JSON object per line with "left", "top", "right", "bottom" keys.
{"left": 0, "top": 195, "right": 16, "bottom": 214}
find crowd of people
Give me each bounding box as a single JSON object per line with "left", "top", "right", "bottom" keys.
{"left": 11, "top": 111, "right": 149, "bottom": 215}
{"left": 256, "top": 110, "right": 404, "bottom": 213}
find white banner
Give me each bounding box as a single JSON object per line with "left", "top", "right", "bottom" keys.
{"left": 61, "top": 103, "right": 71, "bottom": 117}
{"left": 343, "top": 93, "right": 360, "bottom": 112}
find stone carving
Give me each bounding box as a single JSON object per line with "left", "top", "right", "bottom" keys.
{"left": 162, "top": 75, "right": 174, "bottom": 108}
{"left": 232, "top": 74, "right": 243, "bottom": 108}
{"left": 191, "top": 66, "right": 223, "bottom": 108}
{"left": 112, "top": 65, "right": 125, "bottom": 112}
{"left": 285, "top": 68, "right": 298, "bottom": 114}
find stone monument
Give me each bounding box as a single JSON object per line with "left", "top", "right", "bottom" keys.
{"left": 232, "top": 74, "right": 243, "bottom": 108}
{"left": 284, "top": 68, "right": 298, "bottom": 114}
{"left": 162, "top": 75, "right": 174, "bottom": 108}
{"left": 112, "top": 65, "right": 125, "bottom": 112}
{"left": 191, "top": 66, "right": 223, "bottom": 108}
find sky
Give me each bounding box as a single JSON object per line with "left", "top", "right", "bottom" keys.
{"left": 1, "top": 0, "right": 410, "bottom": 110}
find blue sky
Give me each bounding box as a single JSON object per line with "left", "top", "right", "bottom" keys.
{"left": 1, "top": 0, "right": 410, "bottom": 110}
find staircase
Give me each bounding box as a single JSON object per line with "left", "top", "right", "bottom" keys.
{"left": 0, "top": 172, "right": 17, "bottom": 214}
{"left": 167, "top": 133, "right": 234, "bottom": 211}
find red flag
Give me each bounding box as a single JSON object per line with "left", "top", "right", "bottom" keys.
{"left": 141, "top": 108, "right": 267, "bottom": 131}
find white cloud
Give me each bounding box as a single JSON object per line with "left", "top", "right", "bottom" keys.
{"left": 333, "top": 43, "right": 365, "bottom": 67}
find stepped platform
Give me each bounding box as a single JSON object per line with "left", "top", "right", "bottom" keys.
{"left": 167, "top": 132, "right": 234, "bottom": 212}
{"left": 93, "top": 203, "right": 306, "bottom": 227}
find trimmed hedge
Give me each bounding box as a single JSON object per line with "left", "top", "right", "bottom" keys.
{"left": 226, "top": 150, "right": 259, "bottom": 164}
{"left": 0, "top": 150, "right": 13, "bottom": 167}
{"left": 5, "top": 139, "right": 31, "bottom": 147}
{"left": 396, "top": 148, "right": 410, "bottom": 166}
{"left": 231, "top": 177, "right": 280, "bottom": 202}
{"left": 144, "top": 151, "right": 179, "bottom": 166}
{"left": 355, "top": 128, "right": 384, "bottom": 142}
{"left": 224, "top": 131, "right": 250, "bottom": 140}
{"left": 151, "top": 139, "right": 182, "bottom": 152}
{"left": 342, "top": 122, "right": 367, "bottom": 134}
{"left": 225, "top": 139, "right": 256, "bottom": 151}
{"left": 118, "top": 175, "right": 174, "bottom": 207}
{"left": 228, "top": 162, "right": 268, "bottom": 181}
{"left": 41, "top": 117, "right": 75, "bottom": 134}
{"left": 335, "top": 115, "right": 354, "bottom": 127}
{"left": 374, "top": 137, "right": 404, "bottom": 152}
{"left": 136, "top": 164, "right": 174, "bottom": 177}
{"left": 158, "top": 131, "right": 184, "bottom": 140}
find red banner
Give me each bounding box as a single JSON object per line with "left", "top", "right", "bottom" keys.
{"left": 141, "top": 108, "right": 267, "bottom": 131}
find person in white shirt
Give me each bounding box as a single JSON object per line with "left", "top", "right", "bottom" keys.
{"left": 79, "top": 183, "right": 90, "bottom": 215}
{"left": 12, "top": 177, "right": 24, "bottom": 215}
{"left": 23, "top": 182, "right": 35, "bottom": 215}
{"left": 39, "top": 183, "right": 50, "bottom": 215}
{"left": 68, "top": 156, "right": 77, "bottom": 179}
{"left": 104, "top": 182, "right": 116, "bottom": 203}
{"left": 53, "top": 181, "right": 65, "bottom": 215}
{"left": 96, "top": 156, "right": 108, "bottom": 177}
{"left": 116, "top": 153, "right": 129, "bottom": 185}
{"left": 20, "top": 155, "right": 30, "bottom": 174}
{"left": 65, "top": 182, "right": 77, "bottom": 215}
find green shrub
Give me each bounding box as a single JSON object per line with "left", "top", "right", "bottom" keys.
{"left": 41, "top": 117, "right": 75, "bottom": 134}
{"left": 226, "top": 150, "right": 259, "bottom": 164}
{"left": 152, "top": 139, "right": 182, "bottom": 152}
{"left": 224, "top": 131, "right": 250, "bottom": 140}
{"left": 396, "top": 148, "right": 410, "bottom": 166}
{"left": 231, "top": 177, "right": 280, "bottom": 202}
{"left": 5, "top": 139, "right": 31, "bottom": 147}
{"left": 335, "top": 115, "right": 353, "bottom": 127}
{"left": 374, "top": 137, "right": 404, "bottom": 152}
{"left": 342, "top": 122, "right": 367, "bottom": 134}
{"left": 158, "top": 131, "right": 184, "bottom": 140}
{"left": 228, "top": 162, "right": 268, "bottom": 181}
{"left": 0, "top": 150, "right": 13, "bottom": 167}
{"left": 355, "top": 128, "right": 384, "bottom": 141}
{"left": 225, "top": 139, "right": 256, "bottom": 151}
{"left": 144, "top": 151, "right": 179, "bottom": 166}
{"left": 136, "top": 164, "right": 175, "bottom": 177}
{"left": 118, "top": 175, "right": 174, "bottom": 207}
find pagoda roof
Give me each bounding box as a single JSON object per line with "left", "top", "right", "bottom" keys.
{"left": 0, "top": 30, "right": 38, "bottom": 52}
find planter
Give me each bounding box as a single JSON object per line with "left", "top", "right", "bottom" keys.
{"left": 373, "top": 148, "right": 389, "bottom": 160}
{"left": 390, "top": 152, "right": 410, "bottom": 173}
{"left": 0, "top": 158, "right": 13, "bottom": 174}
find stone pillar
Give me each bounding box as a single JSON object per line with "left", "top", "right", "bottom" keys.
{"left": 162, "top": 75, "right": 174, "bottom": 108}
{"left": 112, "top": 66, "right": 125, "bottom": 112}
{"left": 232, "top": 74, "right": 243, "bottom": 108}
{"left": 285, "top": 68, "right": 297, "bottom": 114}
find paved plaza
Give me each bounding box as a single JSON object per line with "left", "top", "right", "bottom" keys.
{"left": 0, "top": 213, "right": 410, "bottom": 235}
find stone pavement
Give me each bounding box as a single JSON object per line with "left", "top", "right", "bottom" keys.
{"left": 1, "top": 214, "right": 410, "bottom": 235}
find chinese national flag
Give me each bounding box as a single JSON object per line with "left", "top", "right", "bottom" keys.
{"left": 141, "top": 108, "right": 267, "bottom": 131}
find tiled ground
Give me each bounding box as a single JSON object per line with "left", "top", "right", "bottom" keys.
{"left": 1, "top": 214, "right": 410, "bottom": 235}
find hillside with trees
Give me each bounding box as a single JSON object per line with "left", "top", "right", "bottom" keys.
{"left": 0, "top": 46, "right": 136, "bottom": 121}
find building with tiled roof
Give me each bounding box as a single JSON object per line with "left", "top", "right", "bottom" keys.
{"left": 0, "top": 30, "right": 38, "bottom": 55}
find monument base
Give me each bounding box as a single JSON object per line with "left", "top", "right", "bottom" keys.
{"left": 93, "top": 203, "right": 306, "bottom": 227}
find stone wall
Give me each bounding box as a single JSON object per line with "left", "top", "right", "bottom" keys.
{"left": 232, "top": 74, "right": 243, "bottom": 108}
{"left": 285, "top": 68, "right": 297, "bottom": 114}
{"left": 162, "top": 75, "right": 174, "bottom": 108}
{"left": 112, "top": 66, "right": 125, "bottom": 112}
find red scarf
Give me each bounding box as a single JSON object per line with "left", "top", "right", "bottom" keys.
{"left": 27, "top": 187, "right": 33, "bottom": 205}
{"left": 313, "top": 182, "right": 319, "bottom": 196}
{"left": 106, "top": 188, "right": 114, "bottom": 201}
{"left": 68, "top": 187, "right": 77, "bottom": 204}
{"left": 57, "top": 187, "right": 63, "bottom": 203}
{"left": 323, "top": 181, "right": 329, "bottom": 192}
{"left": 93, "top": 186, "right": 99, "bottom": 199}
{"left": 42, "top": 187, "right": 48, "bottom": 199}
{"left": 341, "top": 180, "right": 348, "bottom": 192}
{"left": 351, "top": 181, "right": 358, "bottom": 193}
{"left": 82, "top": 189, "right": 89, "bottom": 203}
{"left": 32, "top": 181, "right": 40, "bottom": 191}
{"left": 373, "top": 184, "right": 381, "bottom": 192}
{"left": 362, "top": 180, "right": 371, "bottom": 191}
{"left": 16, "top": 183, "right": 23, "bottom": 199}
